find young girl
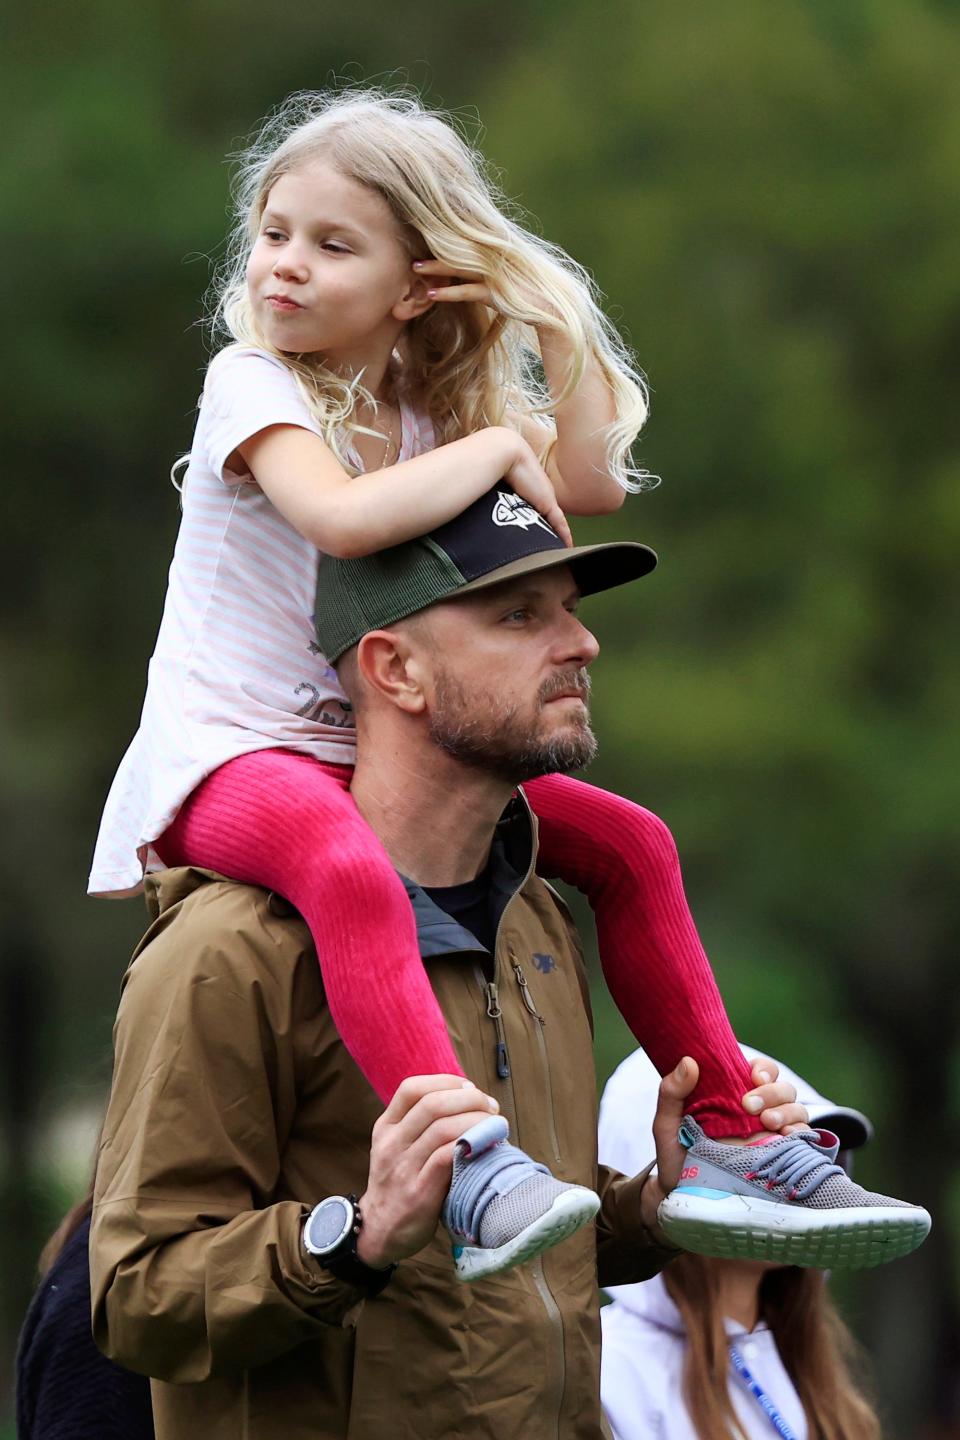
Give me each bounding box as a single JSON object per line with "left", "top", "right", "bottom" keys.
{"left": 89, "top": 89, "right": 922, "bottom": 1282}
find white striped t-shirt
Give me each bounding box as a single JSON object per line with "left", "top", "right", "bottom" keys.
{"left": 88, "top": 345, "right": 436, "bottom": 896}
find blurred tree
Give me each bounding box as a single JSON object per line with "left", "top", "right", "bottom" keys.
{"left": 2, "top": 0, "right": 957, "bottom": 1432}
{"left": 0, "top": 0, "right": 524, "bottom": 1418}
{"left": 477, "top": 0, "right": 960, "bottom": 1430}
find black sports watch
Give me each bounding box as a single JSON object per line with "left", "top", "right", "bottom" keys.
{"left": 302, "top": 1194, "right": 395, "bottom": 1296}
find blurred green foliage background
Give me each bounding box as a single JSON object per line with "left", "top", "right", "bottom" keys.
{"left": 2, "top": 0, "right": 958, "bottom": 1433}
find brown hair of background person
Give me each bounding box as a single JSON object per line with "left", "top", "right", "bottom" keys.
{"left": 665, "top": 1255, "right": 881, "bottom": 1440}
{"left": 37, "top": 1184, "right": 94, "bottom": 1277}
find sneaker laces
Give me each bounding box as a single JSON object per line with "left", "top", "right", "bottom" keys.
{"left": 746, "top": 1131, "right": 845, "bottom": 1200}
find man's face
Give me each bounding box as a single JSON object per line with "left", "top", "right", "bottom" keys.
{"left": 415, "top": 565, "right": 601, "bottom": 783}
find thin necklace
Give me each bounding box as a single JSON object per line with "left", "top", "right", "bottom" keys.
{"left": 379, "top": 406, "right": 399, "bottom": 468}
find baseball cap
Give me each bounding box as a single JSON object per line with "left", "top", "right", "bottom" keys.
{"left": 314, "top": 486, "right": 658, "bottom": 663}
{"left": 598, "top": 1042, "right": 873, "bottom": 1184}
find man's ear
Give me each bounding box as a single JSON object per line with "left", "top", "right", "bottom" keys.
{"left": 356, "top": 629, "right": 428, "bottom": 713}
{"left": 392, "top": 271, "right": 436, "bottom": 323}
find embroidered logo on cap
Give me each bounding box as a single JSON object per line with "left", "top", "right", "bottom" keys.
{"left": 491, "top": 490, "right": 557, "bottom": 537}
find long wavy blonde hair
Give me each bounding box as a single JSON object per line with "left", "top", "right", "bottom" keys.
{"left": 665, "top": 1255, "right": 884, "bottom": 1440}
{"left": 209, "top": 88, "right": 652, "bottom": 489}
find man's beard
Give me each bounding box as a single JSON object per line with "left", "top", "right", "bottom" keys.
{"left": 427, "top": 666, "right": 598, "bottom": 783}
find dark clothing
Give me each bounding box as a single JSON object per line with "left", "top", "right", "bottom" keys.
{"left": 422, "top": 859, "right": 499, "bottom": 952}
{"left": 16, "top": 1214, "right": 154, "bottom": 1440}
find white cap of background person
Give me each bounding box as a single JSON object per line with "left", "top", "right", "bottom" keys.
{"left": 598, "top": 1042, "right": 873, "bottom": 1219}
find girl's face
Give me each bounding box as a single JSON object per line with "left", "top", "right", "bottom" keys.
{"left": 246, "top": 160, "right": 423, "bottom": 368}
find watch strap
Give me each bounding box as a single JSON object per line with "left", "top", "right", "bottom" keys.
{"left": 322, "top": 1244, "right": 396, "bottom": 1296}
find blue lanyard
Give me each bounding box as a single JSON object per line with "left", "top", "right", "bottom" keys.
{"left": 728, "top": 1344, "right": 801, "bottom": 1440}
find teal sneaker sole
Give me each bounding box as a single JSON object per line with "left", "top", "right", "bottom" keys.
{"left": 453, "top": 1186, "right": 600, "bottom": 1283}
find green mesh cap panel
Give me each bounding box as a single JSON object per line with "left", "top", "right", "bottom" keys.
{"left": 314, "top": 484, "right": 657, "bottom": 664}
{"left": 315, "top": 538, "right": 468, "bottom": 663}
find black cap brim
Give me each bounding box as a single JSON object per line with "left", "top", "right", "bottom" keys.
{"left": 453, "top": 538, "right": 658, "bottom": 601}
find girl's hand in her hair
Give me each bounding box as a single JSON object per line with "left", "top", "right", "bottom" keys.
{"left": 489, "top": 427, "right": 572, "bottom": 546}
{"left": 412, "top": 260, "right": 561, "bottom": 329}
{"left": 412, "top": 258, "right": 498, "bottom": 312}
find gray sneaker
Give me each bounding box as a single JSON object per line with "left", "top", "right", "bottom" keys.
{"left": 657, "top": 1117, "right": 931, "bottom": 1269}
{"left": 442, "top": 1115, "right": 601, "bottom": 1282}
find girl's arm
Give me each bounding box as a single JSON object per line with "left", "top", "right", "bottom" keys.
{"left": 534, "top": 325, "right": 626, "bottom": 516}
{"left": 237, "top": 424, "right": 571, "bottom": 559}
{"left": 412, "top": 261, "right": 628, "bottom": 519}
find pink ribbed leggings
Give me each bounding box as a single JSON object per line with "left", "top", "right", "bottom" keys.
{"left": 156, "top": 750, "right": 756, "bottom": 1138}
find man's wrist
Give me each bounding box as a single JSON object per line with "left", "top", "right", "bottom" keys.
{"left": 354, "top": 1229, "right": 392, "bottom": 1271}
{"left": 636, "top": 1161, "right": 682, "bottom": 1258}
{"left": 353, "top": 1192, "right": 395, "bottom": 1271}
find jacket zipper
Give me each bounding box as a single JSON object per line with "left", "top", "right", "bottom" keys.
{"left": 472, "top": 954, "right": 565, "bottom": 1439}
{"left": 512, "top": 959, "right": 541, "bottom": 1019}
{"left": 529, "top": 1258, "right": 565, "bottom": 1437}
{"left": 474, "top": 813, "right": 566, "bottom": 1439}
{"left": 472, "top": 956, "right": 564, "bottom": 1440}
{"left": 510, "top": 954, "right": 562, "bottom": 1166}
{"left": 518, "top": 972, "right": 565, "bottom": 1440}
{"left": 474, "top": 964, "right": 517, "bottom": 1128}
{"left": 484, "top": 979, "right": 510, "bottom": 1079}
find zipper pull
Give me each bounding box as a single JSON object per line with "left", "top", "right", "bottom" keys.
{"left": 511, "top": 959, "right": 544, "bottom": 1023}
{"left": 485, "top": 981, "right": 511, "bottom": 1078}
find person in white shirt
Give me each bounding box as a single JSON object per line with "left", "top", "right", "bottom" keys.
{"left": 599, "top": 1046, "right": 885, "bottom": 1440}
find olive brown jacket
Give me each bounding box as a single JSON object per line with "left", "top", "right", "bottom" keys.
{"left": 90, "top": 798, "right": 667, "bottom": 1439}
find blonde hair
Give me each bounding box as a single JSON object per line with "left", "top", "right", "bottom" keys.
{"left": 209, "top": 88, "right": 652, "bottom": 489}
{"left": 664, "top": 1255, "right": 884, "bottom": 1440}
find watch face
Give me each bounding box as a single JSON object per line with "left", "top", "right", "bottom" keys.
{"left": 306, "top": 1198, "right": 352, "bottom": 1255}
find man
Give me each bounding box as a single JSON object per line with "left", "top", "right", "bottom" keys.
{"left": 90, "top": 488, "right": 805, "bottom": 1439}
